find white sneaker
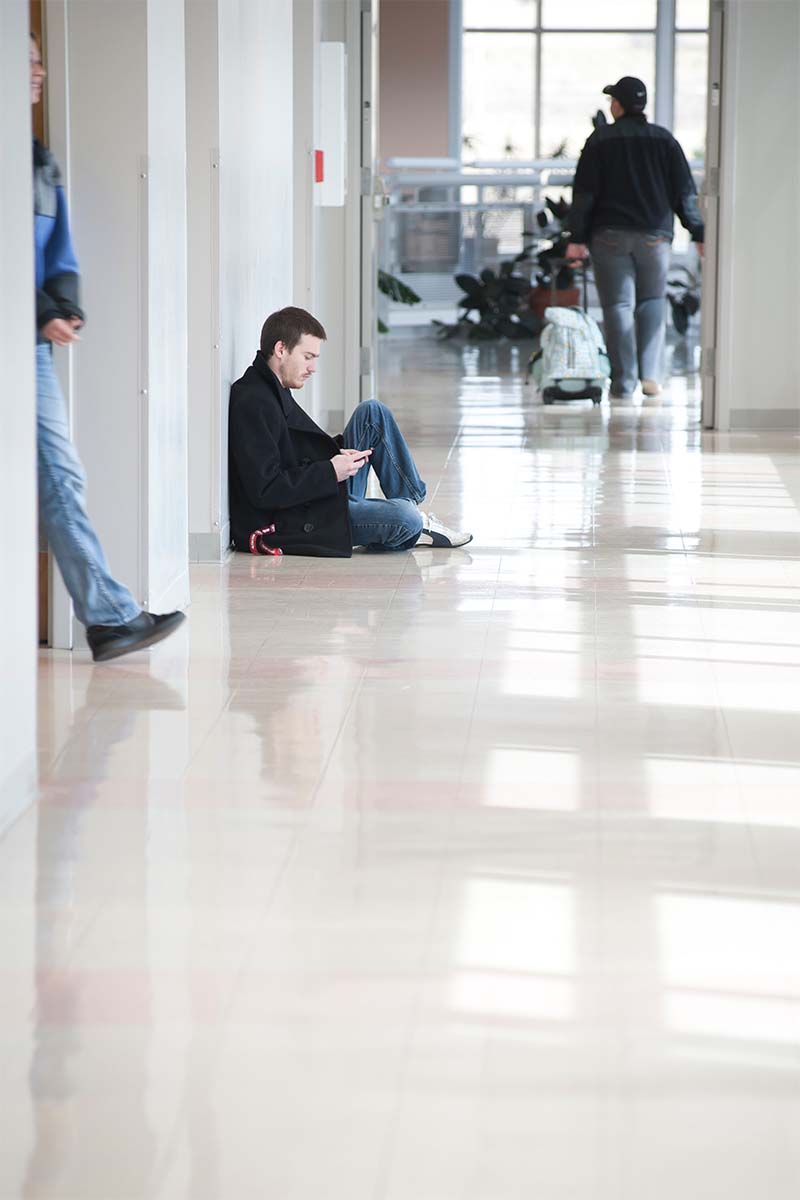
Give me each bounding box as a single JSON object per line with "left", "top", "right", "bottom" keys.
{"left": 416, "top": 511, "right": 473, "bottom": 548}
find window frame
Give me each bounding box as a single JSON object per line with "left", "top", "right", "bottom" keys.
{"left": 456, "top": 0, "right": 709, "bottom": 160}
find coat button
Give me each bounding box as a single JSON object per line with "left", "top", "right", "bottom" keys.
{"left": 303, "top": 522, "right": 314, "bottom": 533}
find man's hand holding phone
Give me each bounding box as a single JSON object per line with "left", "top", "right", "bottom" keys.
{"left": 331, "top": 447, "right": 372, "bottom": 482}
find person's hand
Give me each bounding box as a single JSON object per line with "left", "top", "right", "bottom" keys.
{"left": 697, "top": 242, "right": 705, "bottom": 260}
{"left": 331, "top": 449, "right": 371, "bottom": 482}
{"left": 565, "top": 243, "right": 588, "bottom": 264}
{"left": 41, "top": 317, "right": 81, "bottom": 345}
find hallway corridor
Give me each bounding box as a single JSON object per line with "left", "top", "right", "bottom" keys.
{"left": 3, "top": 339, "right": 800, "bottom": 1198}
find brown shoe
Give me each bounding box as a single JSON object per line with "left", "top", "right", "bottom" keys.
{"left": 641, "top": 378, "right": 662, "bottom": 397}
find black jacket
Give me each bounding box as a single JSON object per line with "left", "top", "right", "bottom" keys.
{"left": 228, "top": 354, "right": 353, "bottom": 557}
{"left": 568, "top": 115, "right": 704, "bottom": 244}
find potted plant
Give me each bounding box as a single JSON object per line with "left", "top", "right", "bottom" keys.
{"left": 525, "top": 196, "right": 581, "bottom": 320}
{"left": 434, "top": 263, "right": 541, "bottom": 341}
{"left": 377, "top": 268, "right": 422, "bottom": 333}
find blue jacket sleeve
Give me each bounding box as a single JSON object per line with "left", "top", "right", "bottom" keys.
{"left": 40, "top": 188, "right": 85, "bottom": 326}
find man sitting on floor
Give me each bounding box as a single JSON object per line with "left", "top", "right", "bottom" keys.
{"left": 228, "top": 306, "right": 472, "bottom": 557}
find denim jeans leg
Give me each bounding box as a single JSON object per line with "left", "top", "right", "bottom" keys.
{"left": 343, "top": 399, "right": 426, "bottom": 503}
{"left": 36, "top": 344, "right": 140, "bottom": 628}
{"left": 632, "top": 233, "right": 671, "bottom": 383}
{"left": 590, "top": 230, "right": 638, "bottom": 395}
{"left": 348, "top": 496, "right": 424, "bottom": 551}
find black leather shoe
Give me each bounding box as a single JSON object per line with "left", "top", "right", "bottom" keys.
{"left": 86, "top": 610, "right": 186, "bottom": 662}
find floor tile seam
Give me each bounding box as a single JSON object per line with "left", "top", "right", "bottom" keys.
{"left": 205, "top": 828, "right": 304, "bottom": 1046}
{"left": 38, "top": 699, "right": 111, "bottom": 781}
{"left": 692, "top": 599, "right": 750, "bottom": 839}
{"left": 308, "top": 660, "right": 372, "bottom": 803}
{"left": 423, "top": 409, "right": 467, "bottom": 510}
{"left": 174, "top": 685, "right": 241, "bottom": 788}
{"left": 23, "top": 859, "right": 137, "bottom": 1015}
{"left": 366, "top": 761, "right": 469, "bottom": 1200}
{"left": 456, "top": 593, "right": 504, "bottom": 796}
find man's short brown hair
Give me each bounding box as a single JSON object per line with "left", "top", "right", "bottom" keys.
{"left": 260, "top": 307, "right": 327, "bottom": 357}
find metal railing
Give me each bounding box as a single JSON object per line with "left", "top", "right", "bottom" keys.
{"left": 378, "top": 157, "right": 704, "bottom": 323}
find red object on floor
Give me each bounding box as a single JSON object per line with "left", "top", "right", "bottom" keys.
{"left": 314, "top": 150, "right": 324, "bottom": 183}
{"left": 249, "top": 526, "right": 283, "bottom": 556}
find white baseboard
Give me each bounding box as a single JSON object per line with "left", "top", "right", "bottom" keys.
{"left": 729, "top": 408, "right": 800, "bottom": 430}
{"left": 189, "top": 521, "right": 231, "bottom": 562}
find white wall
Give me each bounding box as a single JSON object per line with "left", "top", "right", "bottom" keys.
{"left": 315, "top": 0, "right": 363, "bottom": 431}
{"left": 56, "top": 0, "right": 189, "bottom": 626}
{"left": 186, "top": 0, "right": 294, "bottom": 558}
{"left": 0, "top": 3, "right": 38, "bottom": 834}
{"left": 380, "top": 0, "right": 451, "bottom": 161}
{"left": 186, "top": 0, "right": 222, "bottom": 560}
{"left": 294, "top": 0, "right": 320, "bottom": 319}
{"left": 146, "top": 0, "right": 190, "bottom": 606}
{"left": 715, "top": 0, "right": 800, "bottom": 431}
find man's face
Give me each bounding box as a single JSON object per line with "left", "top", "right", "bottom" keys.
{"left": 30, "top": 39, "right": 46, "bottom": 106}
{"left": 273, "top": 334, "right": 322, "bottom": 389}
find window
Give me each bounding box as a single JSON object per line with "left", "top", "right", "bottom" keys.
{"left": 676, "top": 0, "right": 710, "bottom": 30}
{"left": 461, "top": 0, "right": 708, "bottom": 163}
{"left": 540, "top": 33, "right": 655, "bottom": 158}
{"left": 463, "top": 0, "right": 534, "bottom": 27}
{"left": 674, "top": 31, "right": 709, "bottom": 161}
{"left": 540, "top": 0, "right": 656, "bottom": 29}
{"left": 462, "top": 32, "right": 536, "bottom": 160}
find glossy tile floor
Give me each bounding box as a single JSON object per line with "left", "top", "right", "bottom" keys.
{"left": 3, "top": 337, "right": 800, "bottom": 1198}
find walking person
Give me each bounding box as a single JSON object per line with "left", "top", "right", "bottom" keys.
{"left": 30, "top": 33, "right": 184, "bottom": 661}
{"left": 565, "top": 76, "right": 704, "bottom": 399}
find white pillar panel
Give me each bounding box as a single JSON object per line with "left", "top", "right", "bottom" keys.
{"left": 0, "top": 2, "right": 38, "bottom": 832}
{"left": 186, "top": 0, "right": 223, "bottom": 560}
{"left": 185, "top": 0, "right": 294, "bottom": 561}
{"left": 313, "top": 0, "right": 363, "bottom": 431}
{"left": 715, "top": 0, "right": 800, "bottom": 431}
{"left": 318, "top": 43, "right": 347, "bottom": 207}
{"left": 61, "top": 0, "right": 190, "bottom": 621}
{"left": 218, "top": 0, "right": 294, "bottom": 367}
{"left": 294, "top": 0, "right": 320, "bottom": 317}
{"left": 146, "top": 0, "right": 190, "bottom": 607}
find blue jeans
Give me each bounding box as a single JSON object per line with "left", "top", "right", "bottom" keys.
{"left": 590, "top": 228, "right": 671, "bottom": 395}
{"left": 343, "top": 400, "right": 426, "bottom": 551}
{"left": 36, "top": 343, "right": 140, "bottom": 627}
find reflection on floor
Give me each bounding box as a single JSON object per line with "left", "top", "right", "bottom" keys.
{"left": 3, "top": 336, "right": 800, "bottom": 1199}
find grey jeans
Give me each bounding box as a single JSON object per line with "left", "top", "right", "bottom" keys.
{"left": 590, "top": 228, "right": 671, "bottom": 395}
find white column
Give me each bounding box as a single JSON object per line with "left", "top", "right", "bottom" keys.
{"left": 654, "top": 0, "right": 676, "bottom": 130}
{"left": 0, "top": 2, "right": 38, "bottom": 832}
{"left": 56, "top": 0, "right": 189, "bottom": 630}
{"left": 715, "top": 0, "right": 800, "bottom": 430}
{"left": 185, "top": 0, "right": 294, "bottom": 558}
{"left": 294, "top": 0, "right": 320, "bottom": 318}
{"left": 186, "top": 0, "right": 223, "bottom": 560}
{"left": 314, "top": 0, "right": 365, "bottom": 431}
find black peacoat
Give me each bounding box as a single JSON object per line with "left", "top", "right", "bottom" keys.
{"left": 228, "top": 353, "right": 353, "bottom": 557}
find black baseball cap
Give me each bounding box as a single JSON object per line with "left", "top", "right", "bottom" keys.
{"left": 603, "top": 76, "right": 647, "bottom": 112}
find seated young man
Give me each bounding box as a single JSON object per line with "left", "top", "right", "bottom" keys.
{"left": 228, "top": 306, "right": 472, "bottom": 557}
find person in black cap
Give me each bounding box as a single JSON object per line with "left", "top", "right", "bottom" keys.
{"left": 565, "top": 76, "right": 704, "bottom": 399}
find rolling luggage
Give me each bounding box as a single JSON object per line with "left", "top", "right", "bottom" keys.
{"left": 528, "top": 305, "right": 610, "bottom": 405}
